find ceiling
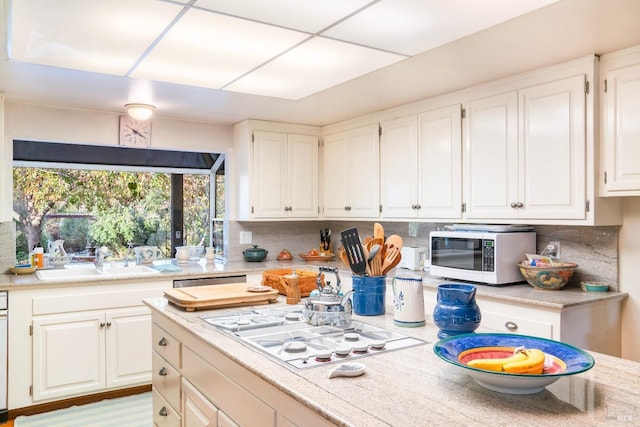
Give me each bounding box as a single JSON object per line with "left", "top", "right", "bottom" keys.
{"left": 1, "top": 0, "right": 640, "bottom": 127}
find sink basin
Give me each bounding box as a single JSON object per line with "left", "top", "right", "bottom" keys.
{"left": 36, "top": 268, "right": 104, "bottom": 282}
{"left": 36, "top": 264, "right": 158, "bottom": 281}
{"left": 101, "top": 265, "right": 157, "bottom": 276}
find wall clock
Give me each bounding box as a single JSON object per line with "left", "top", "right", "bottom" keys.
{"left": 119, "top": 115, "right": 151, "bottom": 147}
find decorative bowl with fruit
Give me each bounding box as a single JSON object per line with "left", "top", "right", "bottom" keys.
{"left": 299, "top": 248, "right": 335, "bottom": 261}
{"left": 517, "top": 260, "right": 578, "bottom": 290}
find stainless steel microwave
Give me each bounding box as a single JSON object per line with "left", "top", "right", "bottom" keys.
{"left": 429, "top": 230, "right": 536, "bottom": 285}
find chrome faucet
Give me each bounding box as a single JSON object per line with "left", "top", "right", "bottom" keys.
{"left": 95, "top": 246, "right": 111, "bottom": 271}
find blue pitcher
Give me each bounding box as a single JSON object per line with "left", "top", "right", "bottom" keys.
{"left": 433, "top": 283, "right": 481, "bottom": 339}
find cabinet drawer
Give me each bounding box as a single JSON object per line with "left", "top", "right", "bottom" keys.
{"left": 152, "top": 351, "right": 181, "bottom": 412}
{"left": 479, "top": 310, "right": 553, "bottom": 338}
{"left": 152, "top": 324, "right": 181, "bottom": 368}
{"left": 152, "top": 388, "right": 181, "bottom": 427}
{"left": 183, "top": 347, "right": 276, "bottom": 427}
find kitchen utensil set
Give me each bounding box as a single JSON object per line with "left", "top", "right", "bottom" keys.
{"left": 340, "top": 223, "right": 403, "bottom": 276}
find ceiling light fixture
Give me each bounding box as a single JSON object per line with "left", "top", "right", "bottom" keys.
{"left": 125, "top": 103, "right": 155, "bottom": 120}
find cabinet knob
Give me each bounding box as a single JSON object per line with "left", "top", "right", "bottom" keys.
{"left": 510, "top": 202, "right": 517, "bottom": 208}
{"left": 158, "top": 337, "right": 167, "bottom": 346}
{"left": 159, "top": 407, "right": 168, "bottom": 417}
{"left": 99, "top": 322, "right": 105, "bottom": 327}
{"left": 415, "top": 204, "right": 421, "bottom": 210}
{"left": 158, "top": 367, "right": 168, "bottom": 376}
{"left": 344, "top": 206, "right": 351, "bottom": 211}
{"left": 284, "top": 206, "right": 292, "bottom": 211}
{"left": 106, "top": 321, "right": 112, "bottom": 327}
{"left": 516, "top": 202, "right": 524, "bottom": 208}
{"left": 504, "top": 321, "right": 518, "bottom": 331}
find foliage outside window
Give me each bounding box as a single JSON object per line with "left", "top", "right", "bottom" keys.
{"left": 13, "top": 167, "right": 212, "bottom": 262}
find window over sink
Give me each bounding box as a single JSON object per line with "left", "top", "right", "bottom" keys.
{"left": 12, "top": 140, "right": 225, "bottom": 263}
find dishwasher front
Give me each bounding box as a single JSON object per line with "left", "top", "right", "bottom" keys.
{"left": 173, "top": 274, "right": 247, "bottom": 288}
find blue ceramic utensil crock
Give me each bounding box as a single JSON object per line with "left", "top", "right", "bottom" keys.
{"left": 433, "top": 283, "right": 481, "bottom": 339}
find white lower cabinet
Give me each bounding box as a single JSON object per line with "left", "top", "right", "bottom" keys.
{"left": 182, "top": 379, "right": 218, "bottom": 427}
{"left": 8, "top": 281, "right": 171, "bottom": 409}
{"left": 152, "top": 314, "right": 335, "bottom": 427}
{"left": 152, "top": 323, "right": 182, "bottom": 427}
{"left": 424, "top": 287, "right": 622, "bottom": 356}
{"left": 32, "top": 306, "right": 153, "bottom": 402}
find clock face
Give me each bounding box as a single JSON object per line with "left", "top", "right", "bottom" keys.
{"left": 119, "top": 116, "right": 151, "bottom": 147}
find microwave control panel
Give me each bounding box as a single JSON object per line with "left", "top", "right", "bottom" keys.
{"left": 482, "top": 240, "right": 495, "bottom": 272}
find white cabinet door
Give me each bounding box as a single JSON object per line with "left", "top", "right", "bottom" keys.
{"left": 418, "top": 104, "right": 462, "bottom": 219}
{"left": 32, "top": 312, "right": 106, "bottom": 401}
{"left": 252, "top": 131, "right": 318, "bottom": 218}
{"left": 182, "top": 378, "right": 219, "bottom": 427}
{"left": 252, "top": 131, "right": 288, "bottom": 218}
{"left": 106, "top": 306, "right": 152, "bottom": 388}
{"left": 518, "top": 75, "right": 586, "bottom": 219}
{"left": 323, "top": 124, "right": 379, "bottom": 218}
{"left": 380, "top": 115, "right": 418, "bottom": 218}
{"left": 464, "top": 91, "right": 519, "bottom": 219}
{"left": 287, "top": 133, "right": 319, "bottom": 217}
{"left": 602, "top": 62, "right": 640, "bottom": 193}
{"left": 380, "top": 106, "right": 462, "bottom": 220}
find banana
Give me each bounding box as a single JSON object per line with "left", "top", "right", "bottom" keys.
{"left": 502, "top": 349, "right": 545, "bottom": 374}
{"left": 466, "top": 350, "right": 528, "bottom": 372}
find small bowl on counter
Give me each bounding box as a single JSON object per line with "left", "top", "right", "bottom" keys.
{"left": 47, "top": 255, "right": 74, "bottom": 268}
{"left": 581, "top": 281, "right": 609, "bottom": 292}
{"left": 517, "top": 260, "right": 578, "bottom": 291}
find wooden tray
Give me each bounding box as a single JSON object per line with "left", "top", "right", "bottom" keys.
{"left": 298, "top": 254, "right": 336, "bottom": 262}
{"left": 164, "top": 283, "right": 279, "bottom": 311}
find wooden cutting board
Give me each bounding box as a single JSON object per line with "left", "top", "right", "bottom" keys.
{"left": 164, "top": 283, "right": 279, "bottom": 311}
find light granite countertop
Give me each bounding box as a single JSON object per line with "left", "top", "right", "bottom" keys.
{"left": 1, "top": 258, "right": 627, "bottom": 310}
{"left": 145, "top": 295, "right": 640, "bottom": 426}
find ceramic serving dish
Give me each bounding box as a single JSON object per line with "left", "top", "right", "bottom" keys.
{"left": 517, "top": 261, "right": 578, "bottom": 290}
{"left": 10, "top": 265, "right": 37, "bottom": 275}
{"left": 581, "top": 281, "right": 609, "bottom": 292}
{"left": 433, "top": 333, "right": 594, "bottom": 394}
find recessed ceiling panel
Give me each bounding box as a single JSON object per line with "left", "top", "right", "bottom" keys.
{"left": 130, "top": 8, "right": 308, "bottom": 89}
{"left": 194, "top": 0, "right": 375, "bottom": 33}
{"left": 225, "top": 36, "right": 405, "bottom": 100}
{"left": 323, "top": 0, "right": 560, "bottom": 56}
{"left": 8, "top": 0, "right": 181, "bottom": 75}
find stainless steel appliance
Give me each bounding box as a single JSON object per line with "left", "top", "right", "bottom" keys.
{"left": 173, "top": 274, "right": 247, "bottom": 288}
{"left": 430, "top": 228, "right": 535, "bottom": 285}
{"left": 204, "top": 306, "right": 427, "bottom": 369}
{"left": 0, "top": 291, "right": 7, "bottom": 422}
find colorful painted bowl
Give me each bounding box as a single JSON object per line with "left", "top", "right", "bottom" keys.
{"left": 433, "top": 333, "right": 594, "bottom": 394}
{"left": 517, "top": 261, "right": 578, "bottom": 290}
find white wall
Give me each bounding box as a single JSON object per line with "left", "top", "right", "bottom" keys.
{"left": 1, "top": 102, "right": 234, "bottom": 220}
{"left": 620, "top": 198, "right": 640, "bottom": 361}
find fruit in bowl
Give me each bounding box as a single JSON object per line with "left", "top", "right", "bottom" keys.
{"left": 517, "top": 260, "right": 577, "bottom": 290}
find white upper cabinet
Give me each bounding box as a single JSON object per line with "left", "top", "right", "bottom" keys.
{"left": 600, "top": 46, "right": 640, "bottom": 196}
{"left": 380, "top": 105, "right": 462, "bottom": 219}
{"left": 252, "top": 131, "right": 318, "bottom": 218}
{"left": 464, "top": 92, "right": 519, "bottom": 219}
{"left": 322, "top": 124, "right": 379, "bottom": 219}
{"left": 233, "top": 120, "right": 321, "bottom": 220}
{"left": 464, "top": 74, "right": 587, "bottom": 221}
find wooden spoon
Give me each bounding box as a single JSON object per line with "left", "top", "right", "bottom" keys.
{"left": 374, "top": 223, "right": 384, "bottom": 241}
{"left": 385, "top": 234, "right": 403, "bottom": 251}
{"left": 338, "top": 247, "right": 351, "bottom": 271}
{"left": 381, "top": 247, "right": 402, "bottom": 275}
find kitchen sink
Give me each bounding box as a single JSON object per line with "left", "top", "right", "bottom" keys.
{"left": 36, "top": 268, "right": 104, "bottom": 282}
{"left": 101, "top": 265, "right": 157, "bottom": 276}
{"left": 36, "top": 264, "right": 157, "bottom": 282}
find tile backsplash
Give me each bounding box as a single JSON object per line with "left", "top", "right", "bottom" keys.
{"left": 0, "top": 221, "right": 16, "bottom": 273}
{"left": 229, "top": 221, "right": 619, "bottom": 291}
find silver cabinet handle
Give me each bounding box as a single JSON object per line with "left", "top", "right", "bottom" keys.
{"left": 158, "top": 367, "right": 167, "bottom": 376}
{"left": 516, "top": 202, "right": 524, "bottom": 208}
{"left": 505, "top": 321, "right": 518, "bottom": 331}
{"left": 510, "top": 202, "right": 517, "bottom": 208}
{"left": 159, "top": 407, "right": 168, "bottom": 417}
{"left": 158, "top": 337, "right": 167, "bottom": 346}
{"left": 344, "top": 206, "right": 352, "bottom": 211}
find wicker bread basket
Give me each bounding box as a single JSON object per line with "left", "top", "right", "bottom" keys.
{"left": 262, "top": 269, "right": 324, "bottom": 297}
